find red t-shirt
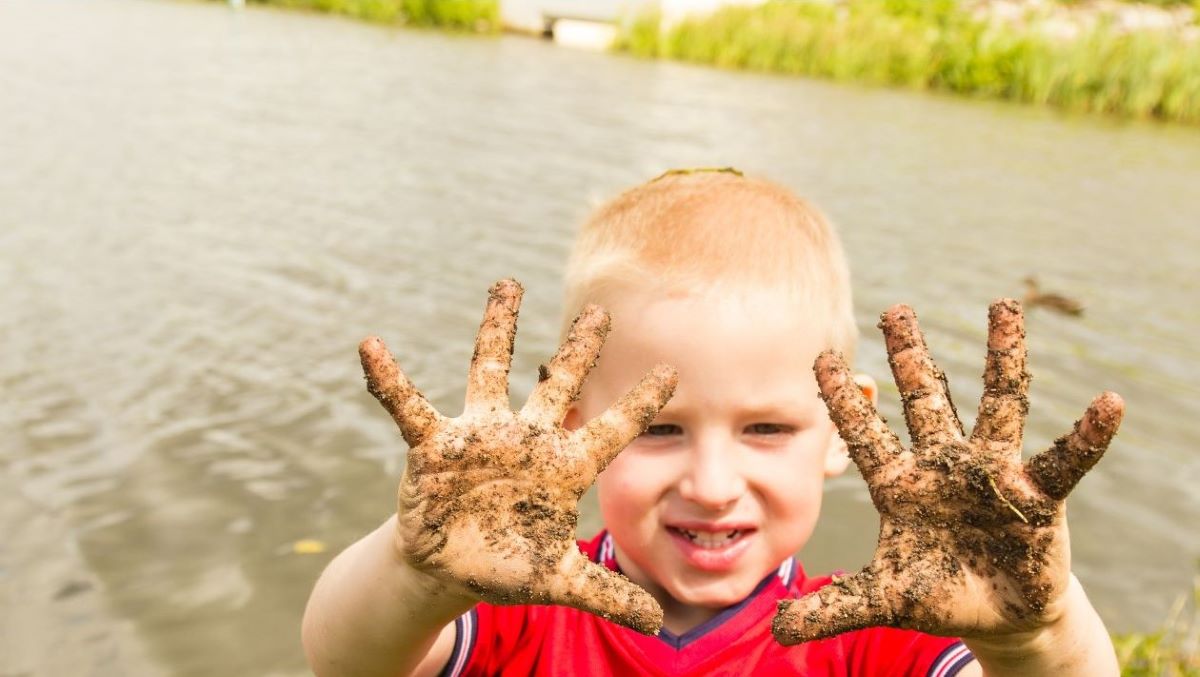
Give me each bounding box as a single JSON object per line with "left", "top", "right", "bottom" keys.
{"left": 440, "top": 531, "right": 976, "bottom": 676}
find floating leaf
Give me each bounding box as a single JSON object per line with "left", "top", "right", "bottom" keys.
{"left": 292, "top": 539, "right": 327, "bottom": 555}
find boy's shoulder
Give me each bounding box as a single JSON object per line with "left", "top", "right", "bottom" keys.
{"left": 440, "top": 531, "right": 975, "bottom": 677}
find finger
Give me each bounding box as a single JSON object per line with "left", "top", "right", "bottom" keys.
{"left": 359, "top": 336, "right": 444, "bottom": 447}
{"left": 814, "top": 351, "right": 903, "bottom": 484}
{"left": 570, "top": 364, "right": 678, "bottom": 485}
{"left": 772, "top": 569, "right": 892, "bottom": 645}
{"left": 464, "top": 279, "right": 523, "bottom": 413}
{"left": 547, "top": 548, "right": 664, "bottom": 635}
{"left": 522, "top": 304, "right": 610, "bottom": 424}
{"left": 879, "top": 304, "right": 965, "bottom": 449}
{"left": 970, "top": 299, "right": 1029, "bottom": 453}
{"left": 1026, "top": 391, "right": 1124, "bottom": 500}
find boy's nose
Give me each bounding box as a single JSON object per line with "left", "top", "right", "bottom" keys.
{"left": 678, "top": 438, "right": 747, "bottom": 511}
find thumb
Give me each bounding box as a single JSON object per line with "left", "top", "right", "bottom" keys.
{"left": 772, "top": 569, "right": 892, "bottom": 645}
{"left": 546, "top": 549, "right": 664, "bottom": 636}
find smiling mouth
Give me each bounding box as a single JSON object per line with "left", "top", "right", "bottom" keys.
{"left": 667, "top": 527, "right": 750, "bottom": 549}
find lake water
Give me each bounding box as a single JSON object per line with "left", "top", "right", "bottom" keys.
{"left": 2, "top": 0, "right": 1198, "bottom": 674}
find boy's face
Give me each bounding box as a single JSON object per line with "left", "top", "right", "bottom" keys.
{"left": 570, "top": 290, "right": 851, "bottom": 622}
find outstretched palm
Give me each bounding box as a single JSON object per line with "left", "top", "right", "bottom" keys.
{"left": 774, "top": 300, "right": 1124, "bottom": 643}
{"left": 359, "top": 279, "right": 676, "bottom": 635}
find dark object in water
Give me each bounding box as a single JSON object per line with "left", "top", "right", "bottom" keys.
{"left": 1022, "top": 276, "right": 1084, "bottom": 317}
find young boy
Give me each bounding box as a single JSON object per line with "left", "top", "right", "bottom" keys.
{"left": 302, "top": 170, "right": 1125, "bottom": 676}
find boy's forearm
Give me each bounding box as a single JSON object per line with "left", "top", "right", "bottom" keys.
{"left": 301, "top": 515, "right": 475, "bottom": 677}
{"left": 965, "top": 575, "right": 1118, "bottom": 677}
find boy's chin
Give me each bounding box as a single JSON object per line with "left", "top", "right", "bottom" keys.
{"left": 664, "top": 569, "right": 764, "bottom": 609}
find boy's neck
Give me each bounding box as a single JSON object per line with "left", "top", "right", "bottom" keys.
{"left": 661, "top": 600, "right": 724, "bottom": 635}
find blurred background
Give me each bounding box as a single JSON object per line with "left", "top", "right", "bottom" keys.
{"left": 1, "top": 0, "right": 1198, "bottom": 674}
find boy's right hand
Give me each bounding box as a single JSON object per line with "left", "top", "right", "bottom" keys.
{"left": 358, "top": 279, "right": 676, "bottom": 636}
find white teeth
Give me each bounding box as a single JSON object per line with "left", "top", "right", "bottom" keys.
{"left": 676, "top": 529, "right": 741, "bottom": 548}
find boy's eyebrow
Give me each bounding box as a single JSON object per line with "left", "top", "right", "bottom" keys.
{"left": 643, "top": 394, "right": 821, "bottom": 422}
{"left": 680, "top": 402, "right": 820, "bottom": 424}
{"left": 739, "top": 405, "right": 817, "bottom": 422}
{"left": 650, "top": 166, "right": 744, "bottom": 182}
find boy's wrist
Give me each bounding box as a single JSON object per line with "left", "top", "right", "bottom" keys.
{"left": 389, "top": 517, "right": 479, "bottom": 617}
{"left": 303, "top": 515, "right": 478, "bottom": 677}
{"left": 962, "top": 575, "right": 1117, "bottom": 677}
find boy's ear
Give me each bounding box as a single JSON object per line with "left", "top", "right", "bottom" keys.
{"left": 823, "top": 435, "right": 851, "bottom": 478}
{"left": 823, "top": 373, "right": 879, "bottom": 478}
{"left": 854, "top": 373, "right": 879, "bottom": 408}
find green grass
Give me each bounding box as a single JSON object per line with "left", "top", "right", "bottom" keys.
{"left": 1114, "top": 573, "right": 1200, "bottom": 676}
{"left": 248, "top": 0, "right": 499, "bottom": 30}
{"left": 1057, "top": 0, "right": 1198, "bottom": 8}
{"left": 396, "top": 0, "right": 498, "bottom": 30}
{"left": 616, "top": 0, "right": 1200, "bottom": 124}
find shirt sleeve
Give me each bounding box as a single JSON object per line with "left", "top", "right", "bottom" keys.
{"left": 927, "top": 641, "right": 976, "bottom": 677}
{"left": 438, "top": 608, "right": 479, "bottom": 677}
{"left": 844, "top": 626, "right": 976, "bottom": 677}
{"left": 442, "top": 602, "right": 553, "bottom": 677}
{"left": 439, "top": 536, "right": 605, "bottom": 677}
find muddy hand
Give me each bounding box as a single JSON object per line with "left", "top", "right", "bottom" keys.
{"left": 359, "top": 279, "right": 677, "bottom": 635}
{"left": 773, "top": 300, "right": 1124, "bottom": 644}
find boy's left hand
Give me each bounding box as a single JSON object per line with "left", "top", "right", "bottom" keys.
{"left": 773, "top": 300, "right": 1123, "bottom": 644}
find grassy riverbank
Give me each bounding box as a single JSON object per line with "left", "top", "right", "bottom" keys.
{"left": 249, "top": 0, "right": 498, "bottom": 30}
{"left": 616, "top": 0, "right": 1200, "bottom": 124}
{"left": 1113, "top": 573, "right": 1200, "bottom": 675}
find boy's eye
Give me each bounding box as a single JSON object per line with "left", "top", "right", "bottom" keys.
{"left": 642, "top": 424, "right": 683, "bottom": 437}
{"left": 745, "top": 423, "right": 793, "bottom": 435}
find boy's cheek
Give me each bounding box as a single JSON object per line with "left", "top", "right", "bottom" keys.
{"left": 594, "top": 455, "right": 641, "bottom": 503}
{"left": 597, "top": 452, "right": 651, "bottom": 493}
{"left": 596, "top": 448, "right": 676, "bottom": 513}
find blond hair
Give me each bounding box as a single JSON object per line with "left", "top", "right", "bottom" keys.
{"left": 561, "top": 170, "right": 857, "bottom": 359}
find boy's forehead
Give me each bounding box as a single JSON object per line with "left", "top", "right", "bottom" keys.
{"left": 570, "top": 288, "right": 836, "bottom": 422}
{"left": 606, "top": 286, "right": 821, "bottom": 331}
{"left": 597, "top": 289, "right": 830, "bottom": 373}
